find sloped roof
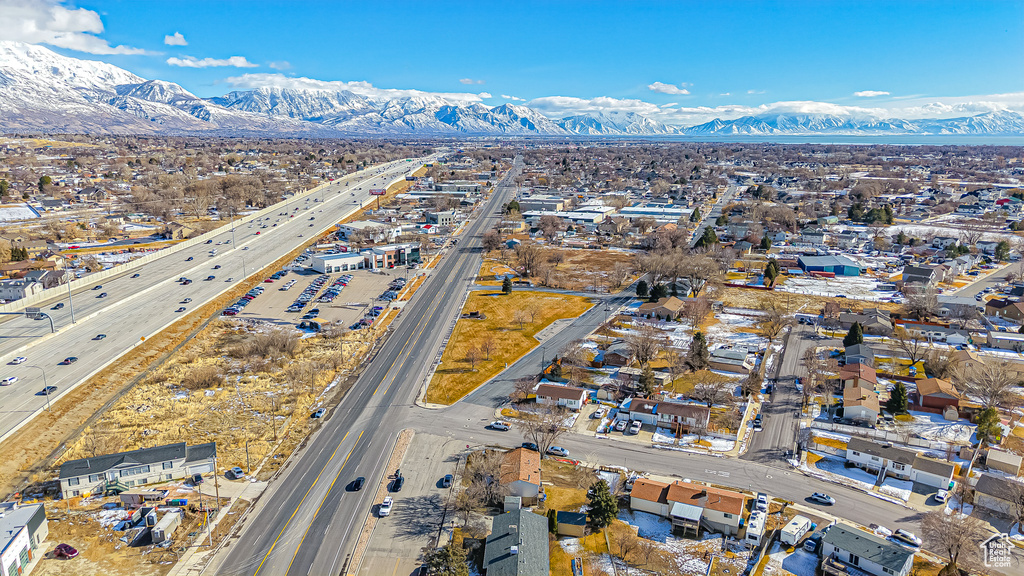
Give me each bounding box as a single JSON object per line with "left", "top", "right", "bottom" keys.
{"left": 666, "top": 481, "right": 746, "bottom": 515}
{"left": 823, "top": 524, "right": 914, "bottom": 574}
{"left": 912, "top": 455, "right": 955, "bottom": 478}
{"left": 535, "top": 383, "right": 587, "bottom": 401}
{"left": 60, "top": 442, "right": 216, "bottom": 480}
{"left": 630, "top": 478, "right": 670, "bottom": 504}
{"left": 915, "top": 378, "right": 960, "bottom": 399}
{"left": 839, "top": 362, "right": 878, "bottom": 384}
{"left": 500, "top": 448, "right": 541, "bottom": 486}
{"left": 483, "top": 510, "right": 549, "bottom": 576}
{"left": 847, "top": 437, "right": 915, "bottom": 465}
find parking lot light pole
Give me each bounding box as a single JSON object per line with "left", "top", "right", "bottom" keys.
{"left": 27, "top": 365, "right": 50, "bottom": 412}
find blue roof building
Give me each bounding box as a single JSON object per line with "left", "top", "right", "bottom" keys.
{"left": 797, "top": 255, "right": 861, "bottom": 276}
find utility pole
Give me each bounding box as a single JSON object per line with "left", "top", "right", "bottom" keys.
{"left": 66, "top": 280, "right": 76, "bottom": 324}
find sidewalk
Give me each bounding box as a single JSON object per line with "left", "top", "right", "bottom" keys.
{"left": 166, "top": 478, "right": 268, "bottom": 576}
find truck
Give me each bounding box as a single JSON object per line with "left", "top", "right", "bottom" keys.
{"left": 780, "top": 515, "right": 814, "bottom": 547}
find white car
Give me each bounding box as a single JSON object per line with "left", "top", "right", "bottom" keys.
{"left": 489, "top": 421, "right": 511, "bottom": 431}
{"left": 9, "top": 357, "right": 26, "bottom": 365}
{"left": 1, "top": 377, "right": 17, "bottom": 386}
{"left": 614, "top": 419, "right": 628, "bottom": 432}
{"left": 591, "top": 407, "right": 606, "bottom": 420}
{"left": 934, "top": 489, "right": 948, "bottom": 503}
{"left": 628, "top": 421, "right": 642, "bottom": 434}
{"left": 378, "top": 496, "right": 393, "bottom": 517}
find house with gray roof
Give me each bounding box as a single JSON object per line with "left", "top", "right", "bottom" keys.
{"left": 844, "top": 344, "right": 875, "bottom": 367}
{"left": 974, "top": 473, "right": 1023, "bottom": 516}
{"left": 59, "top": 442, "right": 217, "bottom": 499}
{"left": 821, "top": 524, "right": 914, "bottom": 576}
{"left": 483, "top": 509, "right": 549, "bottom": 576}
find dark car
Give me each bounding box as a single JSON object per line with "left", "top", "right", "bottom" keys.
{"left": 441, "top": 474, "right": 454, "bottom": 488}
{"left": 131, "top": 273, "right": 141, "bottom": 278}
{"left": 92, "top": 285, "right": 102, "bottom": 290}
{"left": 97, "top": 292, "right": 107, "bottom": 298}
{"left": 187, "top": 256, "right": 194, "bottom": 261}
{"left": 61, "top": 357, "right": 78, "bottom": 365}
{"left": 206, "top": 276, "right": 215, "bottom": 281}
{"left": 52, "top": 302, "right": 64, "bottom": 310}
{"left": 94, "top": 334, "right": 106, "bottom": 340}
{"left": 40, "top": 385, "right": 57, "bottom": 395}
{"left": 53, "top": 543, "right": 78, "bottom": 559}
{"left": 521, "top": 442, "right": 539, "bottom": 452}
{"left": 175, "top": 307, "right": 186, "bottom": 313}
{"left": 349, "top": 476, "right": 366, "bottom": 491}
{"left": 190, "top": 473, "right": 204, "bottom": 485}
{"left": 392, "top": 475, "right": 405, "bottom": 492}
{"left": 213, "top": 265, "right": 221, "bottom": 269}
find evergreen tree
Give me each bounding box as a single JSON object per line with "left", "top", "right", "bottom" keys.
{"left": 690, "top": 207, "right": 701, "bottom": 222}
{"left": 715, "top": 215, "right": 728, "bottom": 226}
{"left": 886, "top": 381, "right": 908, "bottom": 414}
{"left": 0, "top": 179, "right": 8, "bottom": 197}
{"left": 975, "top": 407, "right": 1001, "bottom": 447}
{"left": 896, "top": 231, "right": 909, "bottom": 245}
{"left": 670, "top": 283, "right": 679, "bottom": 297}
{"left": 649, "top": 283, "right": 669, "bottom": 302}
{"left": 995, "top": 240, "right": 1010, "bottom": 261}
{"left": 759, "top": 235, "right": 772, "bottom": 250}
{"left": 501, "top": 276, "right": 513, "bottom": 294}
{"left": 586, "top": 480, "right": 618, "bottom": 531}
{"left": 694, "top": 226, "right": 718, "bottom": 249}
{"left": 638, "top": 364, "right": 656, "bottom": 397}
{"left": 636, "top": 280, "right": 649, "bottom": 298}
{"left": 843, "top": 322, "right": 864, "bottom": 347}
{"left": 687, "top": 331, "right": 710, "bottom": 370}
{"left": 547, "top": 509, "right": 558, "bottom": 533}
{"left": 504, "top": 200, "right": 520, "bottom": 214}
{"left": 423, "top": 543, "right": 469, "bottom": 576}
{"left": 38, "top": 175, "right": 51, "bottom": 192}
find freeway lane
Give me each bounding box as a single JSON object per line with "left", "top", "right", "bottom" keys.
{"left": 0, "top": 157, "right": 436, "bottom": 444}
{"left": 214, "top": 157, "right": 523, "bottom": 576}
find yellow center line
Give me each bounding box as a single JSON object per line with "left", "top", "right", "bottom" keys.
{"left": 284, "top": 430, "right": 364, "bottom": 576}
{"left": 381, "top": 294, "right": 445, "bottom": 396}
{"left": 253, "top": 431, "right": 349, "bottom": 576}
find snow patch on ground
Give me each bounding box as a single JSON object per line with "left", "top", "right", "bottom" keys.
{"left": 808, "top": 454, "right": 876, "bottom": 490}
{"left": 767, "top": 542, "right": 820, "bottom": 576}
{"left": 879, "top": 477, "right": 913, "bottom": 501}
{"left": 653, "top": 427, "right": 675, "bottom": 444}
{"left": 905, "top": 411, "right": 976, "bottom": 443}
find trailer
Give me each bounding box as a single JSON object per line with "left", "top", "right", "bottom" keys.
{"left": 151, "top": 510, "right": 183, "bottom": 544}
{"left": 780, "top": 515, "right": 813, "bottom": 547}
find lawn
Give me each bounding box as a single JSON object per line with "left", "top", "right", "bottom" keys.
{"left": 424, "top": 290, "right": 594, "bottom": 404}
{"left": 664, "top": 369, "right": 736, "bottom": 395}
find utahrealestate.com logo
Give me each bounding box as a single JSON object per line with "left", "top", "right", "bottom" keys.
{"left": 980, "top": 533, "right": 1012, "bottom": 568}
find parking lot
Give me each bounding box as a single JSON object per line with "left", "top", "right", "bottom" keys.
{"left": 227, "top": 268, "right": 409, "bottom": 329}
{"left": 358, "top": 433, "right": 463, "bottom": 576}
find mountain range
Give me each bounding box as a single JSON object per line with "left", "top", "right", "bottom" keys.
{"left": 1, "top": 41, "right": 1022, "bottom": 138}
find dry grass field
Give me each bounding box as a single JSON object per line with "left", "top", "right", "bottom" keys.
{"left": 424, "top": 290, "right": 594, "bottom": 404}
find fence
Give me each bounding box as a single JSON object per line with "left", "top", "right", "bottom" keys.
{"left": 808, "top": 420, "right": 951, "bottom": 451}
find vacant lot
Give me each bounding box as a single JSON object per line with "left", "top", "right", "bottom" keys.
{"left": 424, "top": 290, "right": 594, "bottom": 404}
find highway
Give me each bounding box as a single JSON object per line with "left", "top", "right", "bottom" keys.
{"left": 214, "top": 157, "right": 523, "bottom": 576}
{"left": 0, "top": 157, "right": 435, "bottom": 443}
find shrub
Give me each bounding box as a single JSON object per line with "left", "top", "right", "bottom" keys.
{"left": 181, "top": 365, "right": 224, "bottom": 390}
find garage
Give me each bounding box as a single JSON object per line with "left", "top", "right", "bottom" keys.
{"left": 188, "top": 463, "right": 213, "bottom": 475}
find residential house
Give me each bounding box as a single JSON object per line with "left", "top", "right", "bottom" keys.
{"left": 655, "top": 401, "right": 712, "bottom": 434}
{"left": 985, "top": 448, "right": 1023, "bottom": 476}
{"left": 986, "top": 298, "right": 1024, "bottom": 322}
{"left": 838, "top": 363, "right": 878, "bottom": 391}
{"left": 973, "top": 474, "right": 1023, "bottom": 516}
{"left": 628, "top": 479, "right": 747, "bottom": 536}
{"left": 820, "top": 524, "right": 915, "bottom": 576}
{"left": 624, "top": 398, "right": 658, "bottom": 426}
{"left": 708, "top": 348, "right": 750, "bottom": 374}
{"left": 0, "top": 503, "right": 48, "bottom": 576}
{"left": 845, "top": 438, "right": 915, "bottom": 480}
{"left": 936, "top": 295, "right": 983, "bottom": 318}
{"left": 500, "top": 448, "right": 542, "bottom": 502}
{"left": 22, "top": 269, "right": 68, "bottom": 289}
{"left": 483, "top": 509, "right": 549, "bottom": 576}
{"left": 58, "top": 442, "right": 217, "bottom": 499}
{"left": 908, "top": 455, "right": 956, "bottom": 490}
{"left": 597, "top": 342, "right": 633, "bottom": 367}
{"left": 534, "top": 383, "right": 588, "bottom": 411}
{"left": 0, "top": 278, "right": 44, "bottom": 301}
{"left": 899, "top": 322, "right": 970, "bottom": 346}
{"left": 932, "top": 236, "right": 960, "bottom": 249}
{"left": 629, "top": 478, "right": 671, "bottom": 517}
{"left": 0, "top": 237, "right": 49, "bottom": 258}
{"left": 616, "top": 367, "right": 672, "bottom": 389}
{"left": 901, "top": 265, "right": 940, "bottom": 286}
{"left": 843, "top": 387, "right": 880, "bottom": 424}
{"left": 844, "top": 344, "right": 875, "bottom": 367}
{"left": 164, "top": 222, "right": 197, "bottom": 240}
{"left": 799, "top": 230, "right": 829, "bottom": 246}
{"left": 637, "top": 296, "right": 686, "bottom": 320}
{"left": 976, "top": 240, "right": 1000, "bottom": 255}
{"left": 986, "top": 331, "right": 1024, "bottom": 352}
{"left": 839, "top": 309, "right": 892, "bottom": 334}
{"left": 913, "top": 378, "right": 961, "bottom": 410}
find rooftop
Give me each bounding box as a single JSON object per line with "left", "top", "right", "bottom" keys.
{"left": 823, "top": 524, "right": 914, "bottom": 573}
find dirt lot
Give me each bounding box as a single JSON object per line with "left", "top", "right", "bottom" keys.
{"left": 231, "top": 268, "right": 405, "bottom": 329}
{"left": 479, "top": 245, "right": 636, "bottom": 292}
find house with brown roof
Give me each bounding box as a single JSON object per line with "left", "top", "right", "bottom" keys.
{"left": 838, "top": 362, "right": 878, "bottom": 391}
{"left": 628, "top": 478, "right": 671, "bottom": 517}
{"left": 164, "top": 222, "right": 197, "bottom": 240}
{"left": 637, "top": 296, "right": 686, "bottom": 320}
{"left": 629, "top": 478, "right": 747, "bottom": 536}
{"left": 843, "top": 387, "right": 880, "bottom": 424}
{"left": 913, "top": 378, "right": 961, "bottom": 410}
{"left": 986, "top": 298, "right": 1024, "bottom": 322}
{"left": 535, "top": 383, "right": 588, "bottom": 411}
{"left": 500, "top": 448, "right": 542, "bottom": 503}
{"left": 654, "top": 401, "right": 711, "bottom": 434}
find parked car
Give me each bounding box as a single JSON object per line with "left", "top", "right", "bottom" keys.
{"left": 311, "top": 408, "right": 326, "bottom": 419}
{"left": 892, "top": 529, "right": 922, "bottom": 547}
{"left": 934, "top": 489, "right": 948, "bottom": 503}
{"left": 392, "top": 475, "right": 405, "bottom": 492}
{"left": 190, "top": 473, "right": 204, "bottom": 485}
{"left": 53, "top": 543, "right": 79, "bottom": 559}
{"left": 614, "top": 419, "right": 629, "bottom": 432}
{"left": 546, "top": 446, "right": 570, "bottom": 457}
{"left": 379, "top": 496, "right": 393, "bottom": 517}
{"left": 803, "top": 535, "right": 821, "bottom": 553}
{"left": 756, "top": 493, "right": 769, "bottom": 512}
{"left": 628, "top": 421, "right": 642, "bottom": 435}
{"left": 809, "top": 492, "right": 835, "bottom": 505}
{"left": 441, "top": 474, "right": 454, "bottom": 488}
{"left": 521, "top": 442, "right": 538, "bottom": 452}
{"left": 591, "top": 407, "right": 607, "bottom": 419}
{"left": 228, "top": 467, "right": 245, "bottom": 480}
{"left": 489, "top": 421, "right": 511, "bottom": 431}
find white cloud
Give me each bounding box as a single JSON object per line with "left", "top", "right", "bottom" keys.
{"left": 747, "top": 89, "right": 766, "bottom": 95}
{"left": 501, "top": 94, "right": 526, "bottom": 101}
{"left": 660, "top": 102, "right": 678, "bottom": 108}
{"left": 163, "top": 32, "right": 187, "bottom": 46}
{"left": 854, "top": 90, "right": 890, "bottom": 98}
{"left": 223, "top": 73, "right": 489, "bottom": 104}
{"left": 167, "top": 55, "right": 258, "bottom": 68}
{"left": 478, "top": 92, "right": 492, "bottom": 99}
{"left": 268, "top": 61, "right": 291, "bottom": 71}
{"left": 719, "top": 93, "right": 732, "bottom": 96}
{"left": 648, "top": 82, "right": 690, "bottom": 95}
{"left": 0, "top": 0, "right": 150, "bottom": 54}
{"left": 459, "top": 78, "right": 485, "bottom": 85}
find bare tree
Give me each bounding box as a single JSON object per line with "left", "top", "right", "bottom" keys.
{"left": 481, "top": 230, "right": 502, "bottom": 252}
{"left": 690, "top": 378, "right": 733, "bottom": 407}
{"left": 664, "top": 347, "right": 687, "bottom": 386}
{"left": 512, "top": 309, "right": 529, "bottom": 330}
{"left": 682, "top": 297, "right": 712, "bottom": 330}
{"left": 510, "top": 376, "right": 538, "bottom": 404}
{"left": 891, "top": 326, "right": 929, "bottom": 368}
{"left": 610, "top": 261, "right": 631, "bottom": 290}
{"left": 923, "top": 350, "right": 958, "bottom": 380}
{"left": 465, "top": 346, "right": 480, "bottom": 371}
{"left": 1006, "top": 480, "right": 1024, "bottom": 535}
{"left": 904, "top": 285, "right": 939, "bottom": 320}
{"left": 547, "top": 250, "right": 566, "bottom": 267}
{"left": 560, "top": 340, "right": 589, "bottom": 386}
{"left": 921, "top": 510, "right": 985, "bottom": 575}
{"left": 514, "top": 243, "right": 542, "bottom": 277}
{"left": 516, "top": 405, "right": 570, "bottom": 457}
{"left": 538, "top": 214, "right": 563, "bottom": 241}
{"left": 955, "top": 359, "right": 1022, "bottom": 409}
{"left": 755, "top": 299, "right": 791, "bottom": 345}
{"left": 676, "top": 253, "right": 722, "bottom": 297}
{"left": 626, "top": 323, "right": 663, "bottom": 368}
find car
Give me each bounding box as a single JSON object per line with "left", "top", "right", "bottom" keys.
{"left": 92, "top": 285, "right": 102, "bottom": 290}
{"left": 892, "top": 529, "right": 922, "bottom": 547}
{"left": 190, "top": 473, "right": 204, "bottom": 485}
{"left": 40, "top": 385, "right": 57, "bottom": 395}
{"left": 94, "top": 334, "right": 106, "bottom": 340}
{"left": 206, "top": 239, "right": 213, "bottom": 244}
{"left": 311, "top": 408, "right": 326, "bottom": 418}
{"left": 628, "top": 421, "right": 642, "bottom": 434}
{"left": 182, "top": 298, "right": 192, "bottom": 303}
{"left": 52, "top": 302, "right": 65, "bottom": 310}
{"left": 131, "top": 273, "right": 141, "bottom": 278}
{"left": 392, "top": 475, "right": 405, "bottom": 492}
{"left": 62, "top": 357, "right": 78, "bottom": 365}
{"left": 803, "top": 535, "right": 821, "bottom": 553}
{"left": 228, "top": 466, "right": 245, "bottom": 479}
{"left": 547, "top": 446, "right": 570, "bottom": 457}
{"left": 97, "top": 292, "right": 107, "bottom": 298}
{"left": 1, "top": 377, "right": 17, "bottom": 386}
{"left": 934, "top": 489, "right": 949, "bottom": 503}
{"left": 349, "top": 476, "right": 366, "bottom": 491}
{"left": 489, "top": 421, "right": 511, "bottom": 431}
{"left": 226, "top": 277, "right": 233, "bottom": 282}
{"left": 441, "top": 474, "right": 454, "bottom": 488}
{"left": 809, "top": 492, "right": 835, "bottom": 505}
{"left": 753, "top": 414, "right": 763, "bottom": 431}
{"left": 614, "top": 419, "right": 629, "bottom": 431}
{"left": 10, "top": 356, "right": 26, "bottom": 365}
{"left": 255, "top": 231, "right": 261, "bottom": 235}
{"left": 521, "top": 442, "right": 538, "bottom": 451}
{"left": 591, "top": 407, "right": 607, "bottom": 419}
{"left": 206, "top": 276, "right": 215, "bottom": 281}
{"left": 53, "top": 543, "right": 79, "bottom": 559}
{"left": 187, "top": 256, "right": 194, "bottom": 261}
{"left": 756, "top": 493, "right": 769, "bottom": 511}
{"left": 379, "top": 496, "right": 393, "bottom": 516}
{"left": 174, "top": 307, "right": 186, "bottom": 313}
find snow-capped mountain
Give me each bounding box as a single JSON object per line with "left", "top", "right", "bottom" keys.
{"left": 0, "top": 41, "right": 1021, "bottom": 138}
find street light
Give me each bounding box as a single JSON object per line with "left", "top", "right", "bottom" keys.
{"left": 26, "top": 365, "right": 50, "bottom": 412}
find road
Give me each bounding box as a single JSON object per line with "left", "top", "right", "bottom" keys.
{"left": 689, "top": 185, "right": 736, "bottom": 248}
{"left": 0, "top": 157, "right": 435, "bottom": 443}
{"left": 214, "top": 158, "right": 523, "bottom": 576}
{"left": 954, "top": 263, "right": 1016, "bottom": 297}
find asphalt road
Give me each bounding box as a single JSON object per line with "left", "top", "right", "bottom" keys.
{"left": 953, "top": 263, "right": 1015, "bottom": 297}
{"left": 689, "top": 185, "right": 736, "bottom": 248}
{"left": 213, "top": 158, "right": 523, "bottom": 576}
{"left": 0, "top": 157, "right": 435, "bottom": 443}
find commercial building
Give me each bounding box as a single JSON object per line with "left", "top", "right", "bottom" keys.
{"left": 334, "top": 220, "right": 399, "bottom": 243}
{"left": 361, "top": 243, "right": 420, "bottom": 269}
{"left": 0, "top": 503, "right": 47, "bottom": 576}
{"left": 798, "top": 255, "right": 861, "bottom": 276}
{"left": 59, "top": 442, "right": 217, "bottom": 499}
{"left": 425, "top": 211, "right": 457, "bottom": 226}
{"left": 309, "top": 252, "right": 367, "bottom": 273}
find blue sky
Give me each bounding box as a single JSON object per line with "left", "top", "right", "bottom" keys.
{"left": 4, "top": 0, "right": 1024, "bottom": 125}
